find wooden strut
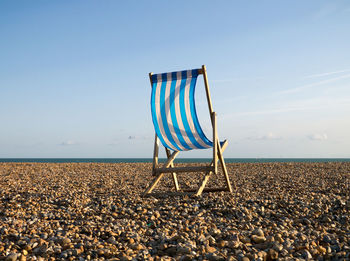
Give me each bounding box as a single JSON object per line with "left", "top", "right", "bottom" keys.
{"left": 143, "top": 66, "right": 234, "bottom": 196}
{"left": 152, "top": 133, "right": 159, "bottom": 176}
{"left": 155, "top": 165, "right": 214, "bottom": 174}
{"left": 194, "top": 111, "right": 217, "bottom": 196}
{"left": 165, "top": 148, "right": 180, "bottom": 191}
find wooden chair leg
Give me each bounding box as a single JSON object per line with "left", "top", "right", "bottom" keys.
{"left": 165, "top": 148, "right": 180, "bottom": 191}
{"left": 195, "top": 171, "right": 212, "bottom": 196}
{"left": 195, "top": 140, "right": 230, "bottom": 196}
{"left": 144, "top": 134, "right": 163, "bottom": 195}
{"left": 152, "top": 134, "right": 159, "bottom": 176}
{"left": 143, "top": 173, "right": 164, "bottom": 195}
{"left": 212, "top": 112, "right": 218, "bottom": 175}
{"left": 217, "top": 140, "right": 233, "bottom": 192}
{"left": 195, "top": 112, "right": 223, "bottom": 196}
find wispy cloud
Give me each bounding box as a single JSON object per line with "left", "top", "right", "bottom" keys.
{"left": 307, "top": 133, "right": 328, "bottom": 141}
{"left": 304, "top": 69, "right": 350, "bottom": 79}
{"left": 211, "top": 79, "right": 236, "bottom": 84}
{"left": 108, "top": 135, "right": 151, "bottom": 145}
{"left": 225, "top": 97, "right": 350, "bottom": 118}
{"left": 235, "top": 106, "right": 306, "bottom": 116}
{"left": 128, "top": 135, "right": 151, "bottom": 140}
{"left": 60, "top": 140, "right": 78, "bottom": 146}
{"left": 312, "top": 3, "right": 339, "bottom": 20}
{"left": 247, "top": 132, "right": 282, "bottom": 141}
{"left": 280, "top": 73, "right": 350, "bottom": 94}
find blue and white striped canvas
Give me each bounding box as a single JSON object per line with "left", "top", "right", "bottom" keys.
{"left": 150, "top": 69, "right": 213, "bottom": 151}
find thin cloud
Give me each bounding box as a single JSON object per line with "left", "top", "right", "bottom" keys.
{"left": 128, "top": 135, "right": 151, "bottom": 140}
{"left": 280, "top": 73, "right": 350, "bottom": 94}
{"left": 304, "top": 69, "right": 350, "bottom": 79}
{"left": 225, "top": 97, "right": 350, "bottom": 118}
{"left": 312, "top": 3, "right": 338, "bottom": 20}
{"left": 307, "top": 133, "right": 328, "bottom": 141}
{"left": 108, "top": 135, "right": 151, "bottom": 145}
{"left": 211, "top": 79, "right": 235, "bottom": 83}
{"left": 60, "top": 140, "right": 78, "bottom": 146}
{"left": 247, "top": 132, "right": 282, "bottom": 141}
{"left": 236, "top": 106, "right": 306, "bottom": 116}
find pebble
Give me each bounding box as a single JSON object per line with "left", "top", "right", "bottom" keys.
{"left": 251, "top": 235, "right": 266, "bottom": 244}
{"left": 180, "top": 255, "right": 193, "bottom": 261}
{"left": 267, "top": 248, "right": 278, "bottom": 260}
{"left": 252, "top": 228, "right": 264, "bottom": 237}
{"left": 317, "top": 245, "right": 327, "bottom": 254}
{"left": 0, "top": 162, "right": 349, "bottom": 260}
{"left": 301, "top": 249, "right": 313, "bottom": 260}
{"left": 5, "top": 253, "right": 18, "bottom": 261}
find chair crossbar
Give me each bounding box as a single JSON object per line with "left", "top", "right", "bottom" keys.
{"left": 155, "top": 165, "right": 214, "bottom": 174}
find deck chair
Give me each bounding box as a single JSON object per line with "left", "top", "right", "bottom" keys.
{"left": 144, "top": 65, "right": 234, "bottom": 196}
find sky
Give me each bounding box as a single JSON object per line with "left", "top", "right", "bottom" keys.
{"left": 1, "top": 0, "right": 350, "bottom": 158}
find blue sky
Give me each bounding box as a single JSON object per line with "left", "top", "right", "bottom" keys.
{"left": 1, "top": 1, "right": 350, "bottom": 158}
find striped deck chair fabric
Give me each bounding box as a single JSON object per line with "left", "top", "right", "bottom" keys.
{"left": 150, "top": 69, "right": 213, "bottom": 151}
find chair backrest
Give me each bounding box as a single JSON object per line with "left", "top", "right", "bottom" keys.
{"left": 150, "top": 68, "right": 213, "bottom": 151}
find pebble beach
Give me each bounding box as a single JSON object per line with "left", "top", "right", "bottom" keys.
{"left": 0, "top": 162, "right": 349, "bottom": 261}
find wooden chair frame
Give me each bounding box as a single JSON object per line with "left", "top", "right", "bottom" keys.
{"left": 143, "top": 65, "right": 235, "bottom": 196}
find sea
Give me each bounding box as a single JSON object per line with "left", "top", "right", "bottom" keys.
{"left": 0, "top": 158, "right": 349, "bottom": 163}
